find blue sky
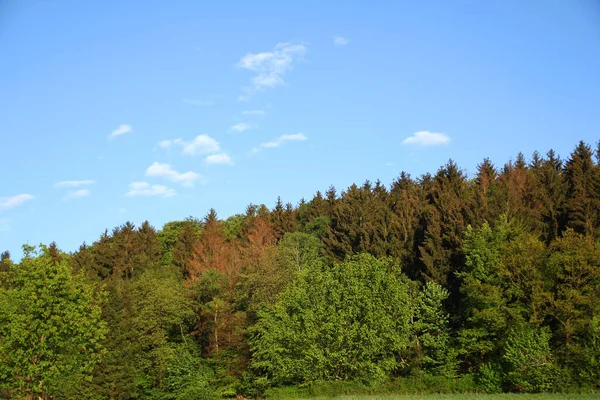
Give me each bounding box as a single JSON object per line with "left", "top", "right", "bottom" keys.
{"left": 1, "top": 0, "right": 599, "bottom": 258}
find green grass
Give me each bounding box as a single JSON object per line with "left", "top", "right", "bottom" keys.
{"left": 263, "top": 375, "right": 599, "bottom": 400}
{"left": 266, "top": 395, "right": 600, "bottom": 400}
{"left": 306, "top": 395, "right": 600, "bottom": 400}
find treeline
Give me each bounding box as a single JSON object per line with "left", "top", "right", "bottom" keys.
{"left": 1, "top": 140, "right": 600, "bottom": 399}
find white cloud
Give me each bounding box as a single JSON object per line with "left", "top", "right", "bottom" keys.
{"left": 54, "top": 180, "right": 95, "bottom": 188}
{"left": 177, "top": 135, "right": 220, "bottom": 156}
{"left": 0, "top": 194, "right": 34, "bottom": 210}
{"left": 402, "top": 131, "right": 451, "bottom": 146}
{"left": 253, "top": 133, "right": 307, "bottom": 152}
{"left": 109, "top": 124, "right": 132, "bottom": 139}
{"left": 125, "top": 181, "right": 176, "bottom": 197}
{"left": 183, "top": 98, "right": 214, "bottom": 107}
{"left": 333, "top": 36, "right": 349, "bottom": 46}
{"left": 242, "top": 110, "right": 265, "bottom": 116}
{"left": 230, "top": 123, "right": 253, "bottom": 133}
{"left": 237, "top": 42, "right": 307, "bottom": 95}
{"left": 158, "top": 140, "right": 172, "bottom": 149}
{"left": 205, "top": 153, "right": 233, "bottom": 165}
{"left": 158, "top": 135, "right": 222, "bottom": 156}
{"left": 145, "top": 162, "right": 201, "bottom": 187}
{"left": 64, "top": 189, "right": 91, "bottom": 200}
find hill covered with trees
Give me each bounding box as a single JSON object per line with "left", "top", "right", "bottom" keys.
{"left": 2, "top": 140, "right": 600, "bottom": 399}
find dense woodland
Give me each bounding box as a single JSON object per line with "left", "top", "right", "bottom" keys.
{"left": 2, "top": 140, "right": 600, "bottom": 399}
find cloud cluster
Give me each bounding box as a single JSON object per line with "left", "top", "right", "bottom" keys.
{"left": 109, "top": 124, "right": 132, "bottom": 139}
{"left": 237, "top": 42, "right": 306, "bottom": 94}
{"left": 230, "top": 123, "right": 252, "bottom": 133}
{"left": 54, "top": 180, "right": 94, "bottom": 200}
{"left": 159, "top": 135, "right": 221, "bottom": 155}
{"left": 64, "top": 189, "right": 91, "bottom": 200}
{"left": 402, "top": 131, "right": 451, "bottom": 146}
{"left": 0, "top": 194, "right": 34, "bottom": 210}
{"left": 333, "top": 36, "right": 349, "bottom": 46}
{"left": 157, "top": 135, "right": 232, "bottom": 165}
{"left": 145, "top": 162, "right": 202, "bottom": 187}
{"left": 54, "top": 180, "right": 95, "bottom": 188}
{"left": 253, "top": 133, "right": 307, "bottom": 152}
{"left": 205, "top": 153, "right": 233, "bottom": 165}
{"left": 126, "top": 181, "right": 176, "bottom": 197}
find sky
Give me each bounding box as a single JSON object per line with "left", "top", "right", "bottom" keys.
{"left": 1, "top": 0, "right": 600, "bottom": 259}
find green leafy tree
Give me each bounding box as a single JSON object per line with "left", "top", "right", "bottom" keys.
{"left": 277, "top": 231, "right": 324, "bottom": 272}
{"left": 413, "top": 281, "right": 456, "bottom": 377}
{"left": 131, "top": 268, "right": 195, "bottom": 394}
{"left": 502, "top": 326, "right": 556, "bottom": 392}
{"left": 0, "top": 247, "right": 107, "bottom": 398}
{"left": 458, "top": 220, "right": 513, "bottom": 367}
{"left": 250, "top": 254, "right": 413, "bottom": 387}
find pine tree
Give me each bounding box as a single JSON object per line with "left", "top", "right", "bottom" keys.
{"left": 564, "top": 141, "right": 600, "bottom": 237}
{"left": 473, "top": 158, "right": 499, "bottom": 224}
{"left": 172, "top": 220, "right": 200, "bottom": 279}
{"left": 532, "top": 150, "right": 567, "bottom": 243}
{"left": 419, "top": 160, "right": 472, "bottom": 286}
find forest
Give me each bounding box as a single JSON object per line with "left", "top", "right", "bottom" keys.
{"left": 1, "top": 139, "right": 600, "bottom": 399}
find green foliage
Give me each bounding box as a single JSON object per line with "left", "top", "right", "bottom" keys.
{"left": 476, "top": 362, "right": 503, "bottom": 393}
{"left": 278, "top": 231, "right": 324, "bottom": 272}
{"left": 458, "top": 217, "right": 549, "bottom": 371}
{"left": 132, "top": 267, "right": 195, "bottom": 392}
{"left": 0, "top": 248, "right": 107, "bottom": 398}
{"left": 502, "top": 326, "right": 556, "bottom": 392}
{"left": 413, "top": 281, "right": 457, "bottom": 377}
{"left": 546, "top": 230, "right": 600, "bottom": 387}
{"left": 250, "top": 254, "right": 413, "bottom": 386}
{"left": 162, "top": 344, "right": 217, "bottom": 400}
{"left": 5, "top": 140, "right": 600, "bottom": 396}
{"left": 158, "top": 218, "right": 202, "bottom": 266}
{"left": 458, "top": 221, "right": 510, "bottom": 365}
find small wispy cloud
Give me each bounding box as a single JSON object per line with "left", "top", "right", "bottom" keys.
{"left": 109, "top": 124, "right": 132, "bottom": 139}
{"left": 54, "top": 180, "right": 95, "bottom": 188}
{"left": 230, "top": 123, "right": 253, "bottom": 133}
{"left": 145, "top": 162, "right": 201, "bottom": 187}
{"left": 402, "top": 131, "right": 451, "bottom": 146}
{"left": 333, "top": 36, "right": 349, "bottom": 46}
{"left": 183, "top": 98, "right": 214, "bottom": 107}
{"left": 205, "top": 153, "right": 233, "bottom": 165}
{"left": 125, "top": 181, "right": 176, "bottom": 197}
{"left": 253, "top": 133, "right": 307, "bottom": 152}
{"left": 178, "top": 135, "right": 220, "bottom": 156}
{"left": 157, "top": 135, "right": 223, "bottom": 158}
{"left": 0, "top": 194, "right": 34, "bottom": 210}
{"left": 64, "top": 189, "right": 91, "bottom": 200}
{"left": 242, "top": 110, "right": 265, "bottom": 116}
{"left": 237, "top": 42, "right": 307, "bottom": 97}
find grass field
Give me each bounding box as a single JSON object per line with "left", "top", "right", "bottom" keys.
{"left": 270, "top": 395, "right": 600, "bottom": 400}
